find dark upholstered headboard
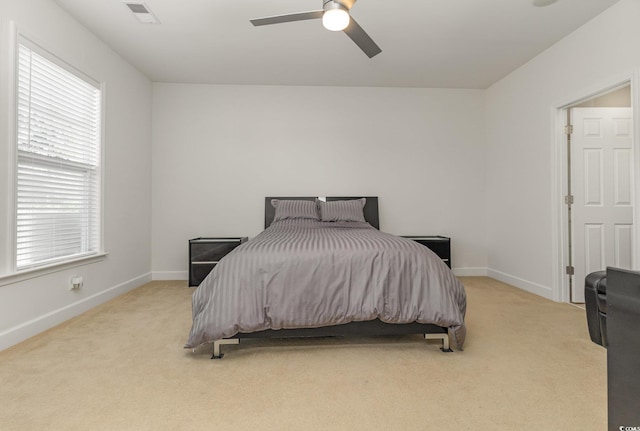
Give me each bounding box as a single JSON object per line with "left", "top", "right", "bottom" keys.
{"left": 264, "top": 197, "right": 379, "bottom": 230}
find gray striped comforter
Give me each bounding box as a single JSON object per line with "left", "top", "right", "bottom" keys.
{"left": 185, "top": 219, "right": 467, "bottom": 349}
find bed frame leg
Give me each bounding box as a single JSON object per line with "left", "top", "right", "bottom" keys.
{"left": 212, "top": 338, "right": 240, "bottom": 359}
{"left": 424, "top": 333, "right": 453, "bottom": 352}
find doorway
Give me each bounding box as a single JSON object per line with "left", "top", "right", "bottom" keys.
{"left": 563, "top": 85, "right": 634, "bottom": 303}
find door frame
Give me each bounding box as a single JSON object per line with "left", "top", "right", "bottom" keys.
{"left": 551, "top": 71, "right": 640, "bottom": 303}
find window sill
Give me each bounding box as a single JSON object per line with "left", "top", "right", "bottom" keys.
{"left": 0, "top": 253, "right": 109, "bottom": 287}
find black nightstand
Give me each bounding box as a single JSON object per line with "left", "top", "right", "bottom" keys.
{"left": 402, "top": 236, "right": 451, "bottom": 268}
{"left": 189, "top": 237, "right": 248, "bottom": 287}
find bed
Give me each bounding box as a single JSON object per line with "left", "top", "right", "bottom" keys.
{"left": 185, "top": 196, "right": 467, "bottom": 358}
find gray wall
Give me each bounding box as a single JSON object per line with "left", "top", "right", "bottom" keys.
{"left": 151, "top": 84, "right": 487, "bottom": 279}
{"left": 485, "top": 0, "right": 640, "bottom": 300}
{"left": 0, "top": 0, "right": 153, "bottom": 350}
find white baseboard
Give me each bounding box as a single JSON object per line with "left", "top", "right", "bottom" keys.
{"left": 0, "top": 272, "right": 152, "bottom": 352}
{"left": 0, "top": 265, "right": 557, "bottom": 352}
{"left": 454, "top": 267, "right": 555, "bottom": 300}
{"left": 151, "top": 267, "right": 555, "bottom": 301}
{"left": 487, "top": 268, "right": 554, "bottom": 300}
{"left": 152, "top": 270, "right": 188, "bottom": 281}
{"left": 452, "top": 267, "right": 489, "bottom": 277}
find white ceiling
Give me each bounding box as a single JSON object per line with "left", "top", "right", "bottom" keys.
{"left": 53, "top": 0, "right": 621, "bottom": 89}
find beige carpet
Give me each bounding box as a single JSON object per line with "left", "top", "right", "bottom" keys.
{"left": 0, "top": 277, "right": 606, "bottom": 430}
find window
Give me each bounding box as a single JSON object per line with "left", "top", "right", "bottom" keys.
{"left": 15, "top": 39, "right": 102, "bottom": 270}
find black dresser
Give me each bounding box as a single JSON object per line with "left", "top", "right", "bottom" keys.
{"left": 188, "top": 237, "right": 248, "bottom": 286}
{"left": 401, "top": 236, "right": 451, "bottom": 268}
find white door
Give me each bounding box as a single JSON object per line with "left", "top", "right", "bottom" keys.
{"left": 571, "top": 107, "right": 633, "bottom": 303}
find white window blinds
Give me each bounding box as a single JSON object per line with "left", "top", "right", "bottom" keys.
{"left": 16, "top": 41, "right": 102, "bottom": 270}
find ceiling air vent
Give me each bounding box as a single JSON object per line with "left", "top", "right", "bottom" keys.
{"left": 123, "top": 2, "right": 160, "bottom": 24}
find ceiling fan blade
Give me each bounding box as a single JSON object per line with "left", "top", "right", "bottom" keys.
{"left": 250, "top": 11, "right": 323, "bottom": 26}
{"left": 343, "top": 17, "right": 381, "bottom": 58}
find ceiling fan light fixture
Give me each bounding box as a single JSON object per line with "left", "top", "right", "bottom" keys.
{"left": 322, "top": 4, "right": 350, "bottom": 31}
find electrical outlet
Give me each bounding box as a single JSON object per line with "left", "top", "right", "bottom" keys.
{"left": 69, "top": 276, "right": 83, "bottom": 291}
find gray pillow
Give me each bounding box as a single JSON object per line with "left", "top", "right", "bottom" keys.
{"left": 318, "top": 198, "right": 366, "bottom": 222}
{"left": 271, "top": 199, "right": 319, "bottom": 222}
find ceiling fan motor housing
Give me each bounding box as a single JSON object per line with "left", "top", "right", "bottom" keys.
{"left": 324, "top": 0, "right": 356, "bottom": 11}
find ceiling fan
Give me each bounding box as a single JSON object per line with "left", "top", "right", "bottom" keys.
{"left": 250, "top": 0, "right": 382, "bottom": 58}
